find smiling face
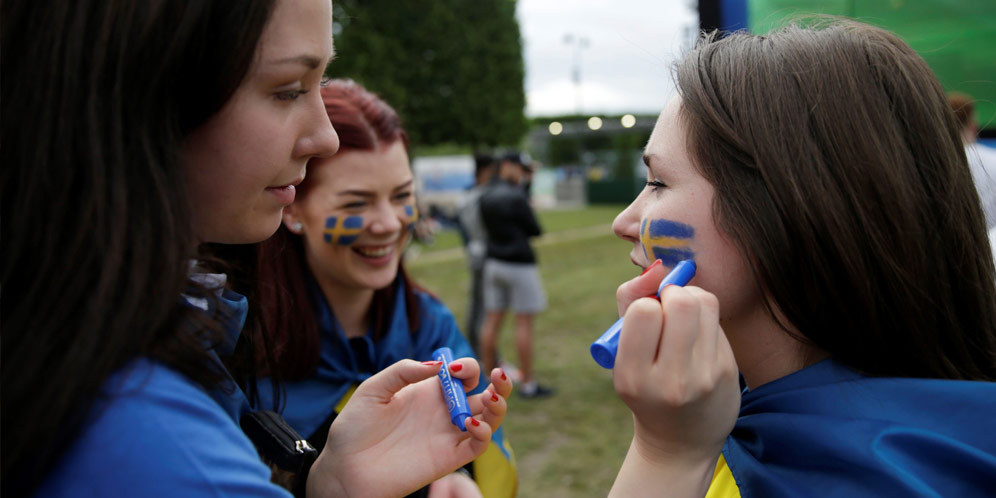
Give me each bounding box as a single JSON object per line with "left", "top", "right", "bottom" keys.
{"left": 285, "top": 141, "right": 416, "bottom": 293}
{"left": 180, "top": 0, "right": 339, "bottom": 244}
{"left": 612, "top": 96, "right": 760, "bottom": 327}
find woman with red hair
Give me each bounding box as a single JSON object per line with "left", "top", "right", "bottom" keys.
{"left": 249, "top": 79, "right": 517, "bottom": 498}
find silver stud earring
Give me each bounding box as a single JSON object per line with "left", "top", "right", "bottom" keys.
{"left": 290, "top": 221, "right": 304, "bottom": 233}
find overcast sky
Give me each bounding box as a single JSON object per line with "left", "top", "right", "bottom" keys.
{"left": 517, "top": 0, "right": 699, "bottom": 117}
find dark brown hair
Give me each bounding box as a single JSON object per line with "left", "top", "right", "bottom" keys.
{"left": 253, "top": 79, "right": 421, "bottom": 381}
{"left": 1, "top": 0, "right": 277, "bottom": 493}
{"left": 676, "top": 20, "right": 996, "bottom": 380}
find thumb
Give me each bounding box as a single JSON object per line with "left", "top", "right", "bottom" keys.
{"left": 616, "top": 259, "right": 666, "bottom": 316}
{"left": 358, "top": 359, "right": 441, "bottom": 402}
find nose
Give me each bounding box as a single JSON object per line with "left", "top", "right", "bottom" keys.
{"left": 294, "top": 93, "right": 340, "bottom": 160}
{"left": 367, "top": 200, "right": 403, "bottom": 234}
{"left": 612, "top": 200, "right": 641, "bottom": 244}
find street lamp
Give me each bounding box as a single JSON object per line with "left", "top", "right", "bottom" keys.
{"left": 563, "top": 33, "right": 590, "bottom": 115}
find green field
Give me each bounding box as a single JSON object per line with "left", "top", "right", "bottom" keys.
{"left": 408, "top": 205, "right": 639, "bottom": 496}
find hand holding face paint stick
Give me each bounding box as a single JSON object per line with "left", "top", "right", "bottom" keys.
{"left": 590, "top": 260, "right": 697, "bottom": 369}
{"left": 434, "top": 347, "right": 472, "bottom": 431}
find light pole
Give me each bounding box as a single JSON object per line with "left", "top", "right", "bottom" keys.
{"left": 563, "top": 33, "right": 589, "bottom": 115}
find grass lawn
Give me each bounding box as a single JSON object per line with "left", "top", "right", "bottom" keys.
{"left": 411, "top": 204, "right": 628, "bottom": 253}
{"left": 408, "top": 205, "right": 640, "bottom": 496}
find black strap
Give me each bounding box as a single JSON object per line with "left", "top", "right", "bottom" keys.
{"left": 240, "top": 410, "right": 317, "bottom": 498}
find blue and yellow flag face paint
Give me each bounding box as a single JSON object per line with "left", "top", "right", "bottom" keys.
{"left": 324, "top": 215, "right": 363, "bottom": 245}
{"left": 640, "top": 218, "right": 695, "bottom": 267}
{"left": 404, "top": 204, "right": 418, "bottom": 231}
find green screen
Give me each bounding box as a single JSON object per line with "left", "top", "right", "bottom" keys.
{"left": 748, "top": 0, "right": 996, "bottom": 131}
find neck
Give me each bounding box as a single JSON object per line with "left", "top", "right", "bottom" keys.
{"left": 312, "top": 273, "right": 375, "bottom": 339}
{"left": 723, "top": 303, "right": 828, "bottom": 389}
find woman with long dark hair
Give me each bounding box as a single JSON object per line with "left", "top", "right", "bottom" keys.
{"left": 1, "top": 1, "right": 510, "bottom": 496}
{"left": 606, "top": 19, "right": 996, "bottom": 496}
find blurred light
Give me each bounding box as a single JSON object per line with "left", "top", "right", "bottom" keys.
{"left": 621, "top": 114, "right": 636, "bottom": 128}
{"left": 548, "top": 121, "right": 563, "bottom": 135}
{"left": 587, "top": 116, "right": 603, "bottom": 130}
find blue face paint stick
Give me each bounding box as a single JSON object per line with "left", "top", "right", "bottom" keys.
{"left": 433, "top": 347, "right": 472, "bottom": 431}
{"left": 590, "top": 259, "right": 697, "bottom": 369}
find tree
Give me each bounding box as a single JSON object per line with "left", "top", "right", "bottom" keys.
{"left": 328, "top": 0, "right": 527, "bottom": 148}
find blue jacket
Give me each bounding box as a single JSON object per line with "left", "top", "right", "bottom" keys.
{"left": 722, "top": 359, "right": 996, "bottom": 497}
{"left": 37, "top": 289, "right": 290, "bottom": 497}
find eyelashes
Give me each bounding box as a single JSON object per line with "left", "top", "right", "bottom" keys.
{"left": 645, "top": 179, "right": 667, "bottom": 192}
{"left": 275, "top": 89, "right": 309, "bottom": 101}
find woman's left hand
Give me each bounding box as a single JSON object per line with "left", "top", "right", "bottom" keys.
{"left": 307, "top": 359, "right": 511, "bottom": 498}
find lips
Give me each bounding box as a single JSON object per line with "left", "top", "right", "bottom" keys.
{"left": 354, "top": 245, "right": 393, "bottom": 258}
{"left": 265, "top": 184, "right": 296, "bottom": 204}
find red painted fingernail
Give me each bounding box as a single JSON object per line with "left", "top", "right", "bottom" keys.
{"left": 499, "top": 369, "right": 507, "bottom": 381}
{"left": 640, "top": 259, "right": 662, "bottom": 276}
{"left": 469, "top": 418, "right": 480, "bottom": 427}
{"left": 421, "top": 361, "right": 442, "bottom": 366}
{"left": 490, "top": 390, "right": 499, "bottom": 402}
{"left": 450, "top": 363, "right": 463, "bottom": 372}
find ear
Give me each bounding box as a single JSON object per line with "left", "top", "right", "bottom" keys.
{"left": 282, "top": 206, "right": 303, "bottom": 234}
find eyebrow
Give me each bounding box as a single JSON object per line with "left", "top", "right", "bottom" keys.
{"left": 270, "top": 55, "right": 324, "bottom": 69}
{"left": 642, "top": 153, "right": 654, "bottom": 168}
{"left": 271, "top": 47, "right": 337, "bottom": 71}
{"left": 337, "top": 179, "right": 414, "bottom": 197}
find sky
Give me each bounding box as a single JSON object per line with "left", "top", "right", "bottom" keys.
{"left": 517, "top": 0, "right": 699, "bottom": 117}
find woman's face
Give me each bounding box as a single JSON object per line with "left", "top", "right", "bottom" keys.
{"left": 285, "top": 141, "right": 417, "bottom": 293}
{"left": 181, "top": 0, "right": 339, "bottom": 244}
{"left": 612, "top": 97, "right": 759, "bottom": 325}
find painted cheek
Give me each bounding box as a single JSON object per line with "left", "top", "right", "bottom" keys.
{"left": 323, "top": 215, "right": 364, "bottom": 245}
{"left": 639, "top": 217, "right": 695, "bottom": 267}
{"left": 404, "top": 204, "right": 419, "bottom": 232}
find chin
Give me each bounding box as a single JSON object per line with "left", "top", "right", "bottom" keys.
{"left": 204, "top": 220, "right": 281, "bottom": 245}
{"left": 368, "top": 268, "right": 400, "bottom": 291}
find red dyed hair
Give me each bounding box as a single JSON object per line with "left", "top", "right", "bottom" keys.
{"left": 255, "top": 79, "right": 421, "bottom": 380}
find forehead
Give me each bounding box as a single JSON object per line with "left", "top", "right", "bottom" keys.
{"left": 311, "top": 141, "right": 412, "bottom": 186}
{"left": 256, "top": 0, "right": 333, "bottom": 63}
{"left": 645, "top": 97, "right": 683, "bottom": 157}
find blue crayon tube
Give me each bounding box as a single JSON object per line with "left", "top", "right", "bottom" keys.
{"left": 433, "top": 347, "right": 472, "bottom": 431}
{"left": 590, "top": 259, "right": 697, "bottom": 369}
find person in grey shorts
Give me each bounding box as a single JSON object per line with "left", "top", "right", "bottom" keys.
{"left": 483, "top": 259, "right": 547, "bottom": 314}
{"left": 478, "top": 151, "right": 554, "bottom": 399}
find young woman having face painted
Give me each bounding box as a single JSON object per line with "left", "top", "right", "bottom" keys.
{"left": 4, "top": 2, "right": 510, "bottom": 496}
{"left": 238, "top": 79, "right": 517, "bottom": 498}
{"left": 608, "top": 19, "right": 996, "bottom": 498}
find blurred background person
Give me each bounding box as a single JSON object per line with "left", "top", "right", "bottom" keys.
{"left": 243, "top": 79, "right": 517, "bottom": 498}
{"left": 458, "top": 154, "right": 497, "bottom": 355}
{"left": 949, "top": 92, "right": 996, "bottom": 230}
{"left": 479, "top": 152, "right": 553, "bottom": 399}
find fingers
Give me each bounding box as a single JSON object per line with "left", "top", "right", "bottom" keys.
{"left": 358, "top": 359, "right": 441, "bottom": 402}
{"left": 472, "top": 387, "right": 506, "bottom": 433}
{"left": 465, "top": 368, "right": 511, "bottom": 418}
{"left": 656, "top": 285, "right": 703, "bottom": 372}
{"left": 447, "top": 358, "right": 481, "bottom": 392}
{"left": 616, "top": 259, "right": 667, "bottom": 317}
{"left": 456, "top": 416, "right": 492, "bottom": 458}
{"left": 614, "top": 297, "right": 665, "bottom": 398}
{"left": 682, "top": 287, "right": 721, "bottom": 366}
{"left": 489, "top": 367, "right": 513, "bottom": 399}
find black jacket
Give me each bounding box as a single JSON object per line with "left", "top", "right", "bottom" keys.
{"left": 479, "top": 180, "right": 542, "bottom": 263}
